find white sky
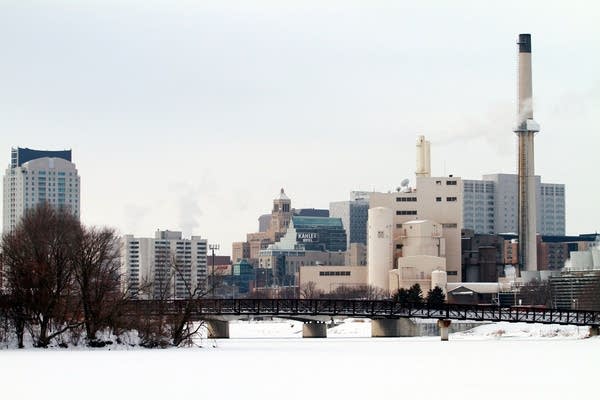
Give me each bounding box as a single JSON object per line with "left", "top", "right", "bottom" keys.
{"left": 1, "top": 1, "right": 599, "bottom": 255}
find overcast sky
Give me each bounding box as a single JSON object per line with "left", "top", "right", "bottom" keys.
{"left": 1, "top": 1, "right": 599, "bottom": 255}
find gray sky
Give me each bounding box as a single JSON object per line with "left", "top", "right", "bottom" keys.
{"left": 1, "top": 0, "right": 599, "bottom": 255}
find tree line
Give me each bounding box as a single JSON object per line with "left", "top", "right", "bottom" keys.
{"left": 0, "top": 204, "right": 208, "bottom": 348}
{"left": 300, "top": 281, "right": 446, "bottom": 306}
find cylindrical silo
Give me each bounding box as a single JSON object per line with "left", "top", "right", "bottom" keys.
{"left": 431, "top": 270, "right": 447, "bottom": 294}
{"left": 368, "top": 207, "right": 394, "bottom": 293}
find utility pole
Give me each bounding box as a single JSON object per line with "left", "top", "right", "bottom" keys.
{"left": 209, "top": 244, "right": 219, "bottom": 297}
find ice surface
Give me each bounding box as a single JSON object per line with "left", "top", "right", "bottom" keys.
{"left": 1, "top": 318, "right": 597, "bottom": 400}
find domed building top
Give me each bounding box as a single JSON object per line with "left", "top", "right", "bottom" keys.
{"left": 277, "top": 188, "right": 290, "bottom": 201}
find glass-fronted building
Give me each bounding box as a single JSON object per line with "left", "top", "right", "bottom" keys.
{"left": 277, "top": 216, "right": 347, "bottom": 252}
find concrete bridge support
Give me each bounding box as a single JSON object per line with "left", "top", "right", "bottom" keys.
{"left": 206, "top": 320, "right": 230, "bottom": 339}
{"left": 438, "top": 319, "right": 451, "bottom": 341}
{"left": 371, "top": 318, "right": 417, "bottom": 337}
{"left": 589, "top": 325, "right": 599, "bottom": 337}
{"left": 302, "top": 321, "right": 327, "bottom": 338}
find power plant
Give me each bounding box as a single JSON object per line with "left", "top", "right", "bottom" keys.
{"left": 514, "top": 33, "right": 540, "bottom": 273}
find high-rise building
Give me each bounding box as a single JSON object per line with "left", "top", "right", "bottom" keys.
{"left": 330, "top": 191, "right": 369, "bottom": 248}
{"left": 3, "top": 147, "right": 80, "bottom": 233}
{"left": 463, "top": 174, "right": 565, "bottom": 236}
{"left": 121, "top": 230, "right": 208, "bottom": 299}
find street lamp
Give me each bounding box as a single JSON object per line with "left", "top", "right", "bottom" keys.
{"left": 209, "top": 244, "right": 219, "bottom": 297}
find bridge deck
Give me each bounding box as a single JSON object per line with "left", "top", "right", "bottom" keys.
{"left": 125, "top": 299, "right": 600, "bottom": 326}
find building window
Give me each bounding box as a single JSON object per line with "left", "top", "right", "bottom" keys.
{"left": 446, "top": 180, "right": 457, "bottom": 185}
{"left": 396, "top": 197, "right": 417, "bottom": 202}
{"left": 319, "top": 271, "right": 351, "bottom": 276}
{"left": 446, "top": 197, "right": 457, "bottom": 202}
{"left": 396, "top": 210, "right": 417, "bottom": 216}
{"left": 436, "top": 197, "right": 442, "bottom": 202}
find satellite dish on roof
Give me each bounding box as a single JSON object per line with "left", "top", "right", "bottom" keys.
{"left": 401, "top": 178, "right": 410, "bottom": 187}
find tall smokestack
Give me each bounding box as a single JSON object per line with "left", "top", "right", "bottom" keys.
{"left": 416, "top": 135, "right": 431, "bottom": 177}
{"left": 514, "top": 33, "right": 540, "bottom": 272}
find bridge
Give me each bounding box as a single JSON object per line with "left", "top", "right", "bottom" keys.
{"left": 126, "top": 298, "right": 600, "bottom": 340}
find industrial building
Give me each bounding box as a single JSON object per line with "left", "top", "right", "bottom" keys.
{"left": 369, "top": 137, "right": 463, "bottom": 286}
{"left": 295, "top": 135, "right": 464, "bottom": 297}
{"left": 3, "top": 147, "right": 80, "bottom": 233}
{"left": 299, "top": 265, "right": 368, "bottom": 294}
{"left": 388, "top": 220, "right": 448, "bottom": 294}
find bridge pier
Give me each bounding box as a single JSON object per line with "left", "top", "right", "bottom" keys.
{"left": 206, "top": 320, "right": 230, "bottom": 339}
{"left": 590, "top": 325, "right": 600, "bottom": 337}
{"left": 302, "top": 321, "right": 327, "bottom": 338}
{"left": 438, "top": 319, "right": 451, "bottom": 341}
{"left": 371, "top": 318, "right": 417, "bottom": 337}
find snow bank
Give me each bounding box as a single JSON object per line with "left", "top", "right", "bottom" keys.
{"left": 452, "top": 321, "right": 592, "bottom": 340}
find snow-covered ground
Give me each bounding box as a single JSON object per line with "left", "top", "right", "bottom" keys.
{"left": 1, "top": 319, "right": 598, "bottom": 400}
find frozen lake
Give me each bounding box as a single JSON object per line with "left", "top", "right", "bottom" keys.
{"left": 1, "top": 319, "right": 598, "bottom": 400}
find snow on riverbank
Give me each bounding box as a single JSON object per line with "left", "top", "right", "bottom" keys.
{"left": 0, "top": 317, "right": 594, "bottom": 349}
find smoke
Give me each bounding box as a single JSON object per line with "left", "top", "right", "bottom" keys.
{"left": 122, "top": 203, "right": 150, "bottom": 235}
{"left": 548, "top": 83, "right": 600, "bottom": 118}
{"left": 432, "top": 102, "right": 514, "bottom": 156}
{"left": 169, "top": 181, "right": 206, "bottom": 237}
{"left": 517, "top": 97, "right": 533, "bottom": 125}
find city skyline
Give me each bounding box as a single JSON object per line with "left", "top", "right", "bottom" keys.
{"left": 1, "top": 1, "right": 599, "bottom": 254}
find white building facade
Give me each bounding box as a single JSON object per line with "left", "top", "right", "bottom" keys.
{"left": 3, "top": 147, "right": 80, "bottom": 233}
{"left": 121, "top": 230, "right": 208, "bottom": 299}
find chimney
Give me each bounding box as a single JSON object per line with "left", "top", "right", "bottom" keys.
{"left": 514, "top": 33, "right": 540, "bottom": 273}
{"left": 416, "top": 135, "right": 431, "bottom": 177}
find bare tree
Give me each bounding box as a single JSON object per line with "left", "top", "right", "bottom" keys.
{"left": 300, "top": 281, "right": 323, "bottom": 299}
{"left": 519, "top": 279, "right": 552, "bottom": 307}
{"left": 1, "top": 204, "right": 82, "bottom": 347}
{"left": 323, "top": 284, "right": 388, "bottom": 300}
{"left": 72, "top": 226, "right": 124, "bottom": 345}
{"left": 133, "top": 251, "right": 223, "bottom": 347}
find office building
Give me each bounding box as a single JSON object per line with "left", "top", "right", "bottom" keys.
{"left": 330, "top": 191, "right": 369, "bottom": 248}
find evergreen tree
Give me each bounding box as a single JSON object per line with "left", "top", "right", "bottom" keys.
{"left": 407, "top": 283, "right": 424, "bottom": 305}
{"left": 426, "top": 286, "right": 446, "bottom": 307}
{"left": 393, "top": 288, "right": 409, "bottom": 304}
